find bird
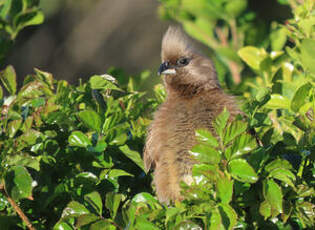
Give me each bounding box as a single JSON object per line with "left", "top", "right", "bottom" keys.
{"left": 143, "top": 26, "right": 241, "bottom": 203}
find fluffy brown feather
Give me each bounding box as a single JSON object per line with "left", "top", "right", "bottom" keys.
{"left": 144, "top": 26, "right": 241, "bottom": 203}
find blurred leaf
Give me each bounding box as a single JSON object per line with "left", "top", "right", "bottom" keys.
{"left": 68, "top": 131, "right": 91, "bottom": 148}
{"left": 105, "top": 192, "right": 122, "bottom": 219}
{"left": 195, "top": 129, "right": 218, "bottom": 147}
{"left": 89, "top": 75, "right": 122, "bottom": 91}
{"left": 225, "top": 0, "right": 247, "bottom": 18}
{"left": 290, "top": 82, "right": 312, "bottom": 112}
{"left": 119, "top": 145, "right": 145, "bottom": 171}
{"left": 108, "top": 169, "right": 133, "bottom": 178}
{"left": 76, "top": 214, "right": 99, "bottom": 228}
{"left": 5, "top": 153, "right": 40, "bottom": 171}
{"left": 209, "top": 207, "right": 222, "bottom": 230}
{"left": 77, "top": 110, "right": 102, "bottom": 133}
{"left": 90, "top": 220, "right": 116, "bottom": 230}
{"left": 4, "top": 166, "right": 33, "bottom": 201}
{"left": 265, "top": 159, "right": 292, "bottom": 172}
{"left": 259, "top": 200, "right": 271, "bottom": 219}
{"left": 300, "top": 39, "right": 315, "bottom": 75}
{"left": 214, "top": 108, "right": 230, "bottom": 140}
{"left": 0, "top": 65, "right": 16, "bottom": 95}
{"left": 238, "top": 46, "right": 267, "bottom": 71}
{"left": 265, "top": 94, "right": 290, "bottom": 109}
{"left": 190, "top": 144, "right": 221, "bottom": 164}
{"left": 135, "top": 216, "right": 159, "bottom": 230}
{"left": 228, "top": 159, "right": 258, "bottom": 183}
{"left": 7, "top": 119, "right": 22, "bottom": 138}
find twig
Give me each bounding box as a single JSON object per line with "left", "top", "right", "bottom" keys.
{"left": 0, "top": 184, "right": 35, "bottom": 230}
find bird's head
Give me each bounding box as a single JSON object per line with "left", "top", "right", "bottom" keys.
{"left": 159, "top": 26, "right": 220, "bottom": 97}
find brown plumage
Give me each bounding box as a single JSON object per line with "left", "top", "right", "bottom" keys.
{"left": 143, "top": 26, "right": 241, "bottom": 203}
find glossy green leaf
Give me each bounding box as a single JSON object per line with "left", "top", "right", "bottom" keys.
{"left": 176, "top": 221, "right": 202, "bottom": 230}
{"left": 263, "top": 179, "right": 283, "bottom": 215}
{"left": 84, "top": 191, "right": 103, "bottom": 216}
{"left": 0, "top": 65, "right": 16, "bottom": 95}
{"left": 53, "top": 221, "right": 73, "bottom": 230}
{"left": 269, "top": 168, "right": 296, "bottom": 188}
{"left": 135, "top": 216, "right": 159, "bottom": 230}
{"left": 13, "top": 9, "right": 44, "bottom": 36}
{"left": 77, "top": 110, "right": 102, "bottom": 133}
{"left": 216, "top": 174, "right": 233, "bottom": 204}
{"left": 119, "top": 145, "right": 145, "bottom": 171}
{"left": 5, "top": 154, "right": 40, "bottom": 171}
{"left": 218, "top": 204, "right": 237, "bottom": 230}
{"left": 228, "top": 159, "right": 258, "bottom": 183}
{"left": 68, "top": 131, "right": 91, "bottom": 148}
{"left": 190, "top": 144, "right": 221, "bottom": 164}
{"left": 228, "top": 133, "right": 257, "bottom": 160}
{"left": 62, "top": 201, "right": 89, "bottom": 217}
{"left": 291, "top": 82, "right": 312, "bottom": 112}
{"left": 34, "top": 68, "right": 54, "bottom": 89}
{"left": 4, "top": 166, "right": 33, "bottom": 201}
{"left": 195, "top": 129, "right": 218, "bottom": 147}
{"left": 105, "top": 192, "right": 122, "bottom": 219}
{"left": 223, "top": 120, "right": 247, "bottom": 145}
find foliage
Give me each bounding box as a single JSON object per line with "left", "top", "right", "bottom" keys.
{"left": 0, "top": 0, "right": 314, "bottom": 229}
{"left": 0, "top": 0, "right": 43, "bottom": 63}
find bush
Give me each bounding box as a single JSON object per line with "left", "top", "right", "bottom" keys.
{"left": 0, "top": 0, "right": 314, "bottom": 229}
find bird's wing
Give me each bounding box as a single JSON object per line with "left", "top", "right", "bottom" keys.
{"left": 143, "top": 125, "right": 155, "bottom": 172}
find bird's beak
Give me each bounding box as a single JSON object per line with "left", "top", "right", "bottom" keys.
{"left": 158, "top": 61, "right": 176, "bottom": 75}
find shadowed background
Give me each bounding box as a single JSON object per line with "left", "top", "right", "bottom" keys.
{"left": 6, "top": 0, "right": 168, "bottom": 84}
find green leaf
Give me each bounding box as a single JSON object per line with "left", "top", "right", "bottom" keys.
{"left": 4, "top": 166, "right": 33, "bottom": 201}
{"left": 62, "top": 201, "right": 89, "bottom": 217}
{"left": 300, "top": 39, "right": 315, "bottom": 75}
{"left": 0, "top": 65, "right": 17, "bottom": 95}
{"left": 259, "top": 200, "right": 271, "bottom": 219}
{"left": 90, "top": 220, "right": 116, "bottom": 230}
{"left": 77, "top": 110, "right": 102, "bottom": 133}
{"left": 269, "top": 168, "right": 296, "bottom": 188}
{"left": 265, "top": 94, "right": 290, "bottom": 109}
{"left": 225, "top": 0, "right": 247, "bottom": 17}
{"left": 0, "top": 85, "right": 3, "bottom": 99}
{"left": 132, "top": 192, "right": 159, "bottom": 208}
{"left": 228, "top": 159, "right": 258, "bottom": 183}
{"left": 263, "top": 179, "right": 283, "bottom": 215}
{"left": 190, "top": 144, "right": 221, "bottom": 164}
{"left": 13, "top": 9, "right": 44, "bottom": 37}
{"left": 105, "top": 192, "right": 122, "bottom": 219}
{"left": 34, "top": 68, "right": 54, "bottom": 89}
{"left": 195, "top": 129, "right": 218, "bottom": 147}
{"left": 216, "top": 174, "right": 233, "bottom": 204}
{"left": 5, "top": 153, "right": 40, "bottom": 171}
{"left": 119, "top": 145, "right": 145, "bottom": 171}
{"left": 108, "top": 169, "right": 133, "bottom": 178}
{"left": 238, "top": 46, "right": 267, "bottom": 71}
{"left": 255, "top": 87, "right": 270, "bottom": 102}
{"left": 76, "top": 214, "right": 99, "bottom": 228}
{"left": 135, "top": 216, "right": 159, "bottom": 230}
{"left": 68, "top": 131, "right": 91, "bottom": 148}
{"left": 218, "top": 204, "right": 237, "bottom": 230}
{"left": 227, "top": 134, "right": 257, "bottom": 160}
{"left": 223, "top": 120, "right": 247, "bottom": 145}
{"left": 53, "top": 222, "right": 73, "bottom": 230}
{"left": 84, "top": 191, "right": 103, "bottom": 216}
{"left": 209, "top": 207, "right": 222, "bottom": 230}
{"left": 89, "top": 75, "right": 122, "bottom": 91}
{"left": 265, "top": 159, "right": 292, "bottom": 172}
{"left": 7, "top": 119, "right": 22, "bottom": 138}
{"left": 214, "top": 108, "right": 230, "bottom": 140}
{"left": 176, "top": 221, "right": 203, "bottom": 230}
{"left": 290, "top": 82, "right": 312, "bottom": 112}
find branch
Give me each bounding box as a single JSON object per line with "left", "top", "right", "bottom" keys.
{"left": 0, "top": 184, "right": 35, "bottom": 230}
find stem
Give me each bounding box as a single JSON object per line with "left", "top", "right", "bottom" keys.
{"left": 0, "top": 184, "right": 35, "bottom": 230}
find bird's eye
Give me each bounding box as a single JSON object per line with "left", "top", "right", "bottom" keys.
{"left": 177, "top": 57, "right": 190, "bottom": 66}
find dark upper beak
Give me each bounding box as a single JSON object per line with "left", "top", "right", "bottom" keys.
{"left": 157, "top": 61, "right": 169, "bottom": 75}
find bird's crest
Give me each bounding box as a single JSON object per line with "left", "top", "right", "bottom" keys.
{"left": 161, "top": 26, "right": 195, "bottom": 61}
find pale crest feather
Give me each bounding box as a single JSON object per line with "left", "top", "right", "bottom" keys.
{"left": 161, "top": 26, "right": 195, "bottom": 61}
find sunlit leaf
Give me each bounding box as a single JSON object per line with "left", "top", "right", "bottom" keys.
{"left": 228, "top": 159, "right": 258, "bottom": 183}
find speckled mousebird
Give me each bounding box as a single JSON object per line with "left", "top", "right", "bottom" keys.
{"left": 143, "top": 26, "right": 241, "bottom": 203}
